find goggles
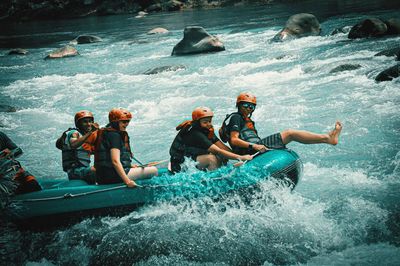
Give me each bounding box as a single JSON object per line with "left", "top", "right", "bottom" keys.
{"left": 241, "top": 102, "right": 256, "bottom": 111}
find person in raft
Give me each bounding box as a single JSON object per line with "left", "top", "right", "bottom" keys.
{"left": 219, "top": 92, "right": 343, "bottom": 155}
{"left": 56, "top": 110, "right": 99, "bottom": 184}
{"left": 94, "top": 108, "right": 157, "bottom": 188}
{"left": 0, "top": 131, "right": 42, "bottom": 195}
{"left": 169, "top": 107, "right": 253, "bottom": 173}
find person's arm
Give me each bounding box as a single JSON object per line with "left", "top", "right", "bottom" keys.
{"left": 208, "top": 142, "right": 253, "bottom": 161}
{"left": 0, "top": 133, "right": 23, "bottom": 158}
{"left": 110, "top": 148, "right": 136, "bottom": 188}
{"left": 230, "top": 131, "right": 266, "bottom": 152}
{"left": 69, "top": 124, "right": 99, "bottom": 149}
{"left": 214, "top": 139, "right": 232, "bottom": 152}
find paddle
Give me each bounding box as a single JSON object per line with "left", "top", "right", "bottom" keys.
{"left": 233, "top": 150, "right": 264, "bottom": 168}
{"left": 132, "top": 157, "right": 169, "bottom": 168}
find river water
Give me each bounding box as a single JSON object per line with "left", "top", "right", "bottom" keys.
{"left": 1, "top": 0, "right": 399, "bottom": 265}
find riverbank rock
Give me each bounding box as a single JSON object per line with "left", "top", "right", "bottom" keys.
{"left": 330, "top": 26, "right": 352, "bottom": 35}
{"left": 143, "top": 65, "right": 186, "bottom": 75}
{"left": 135, "top": 11, "right": 148, "bottom": 18}
{"left": 375, "top": 47, "right": 400, "bottom": 60}
{"left": 147, "top": 27, "right": 169, "bottom": 35}
{"left": 0, "top": 105, "right": 17, "bottom": 112}
{"left": 385, "top": 18, "right": 400, "bottom": 35}
{"left": 272, "top": 13, "right": 321, "bottom": 41}
{"left": 45, "top": 45, "right": 79, "bottom": 59}
{"left": 71, "top": 35, "right": 102, "bottom": 44}
{"left": 8, "top": 48, "right": 28, "bottom": 55}
{"left": 172, "top": 26, "right": 225, "bottom": 56}
{"left": 330, "top": 64, "right": 362, "bottom": 73}
{"left": 348, "top": 18, "right": 388, "bottom": 39}
{"left": 375, "top": 64, "right": 400, "bottom": 82}
{"left": 165, "top": 0, "right": 183, "bottom": 11}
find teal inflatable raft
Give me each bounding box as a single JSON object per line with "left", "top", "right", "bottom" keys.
{"left": 5, "top": 149, "right": 302, "bottom": 228}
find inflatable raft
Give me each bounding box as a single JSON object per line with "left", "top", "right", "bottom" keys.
{"left": 4, "top": 149, "right": 302, "bottom": 228}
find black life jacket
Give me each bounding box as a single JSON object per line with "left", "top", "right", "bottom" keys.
{"left": 94, "top": 127, "right": 132, "bottom": 169}
{"left": 219, "top": 112, "right": 260, "bottom": 143}
{"left": 169, "top": 122, "right": 214, "bottom": 173}
{"left": 57, "top": 128, "right": 92, "bottom": 172}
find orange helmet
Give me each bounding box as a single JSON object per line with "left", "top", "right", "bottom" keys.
{"left": 74, "top": 110, "right": 94, "bottom": 127}
{"left": 108, "top": 108, "right": 133, "bottom": 123}
{"left": 192, "top": 107, "right": 214, "bottom": 121}
{"left": 236, "top": 92, "right": 257, "bottom": 106}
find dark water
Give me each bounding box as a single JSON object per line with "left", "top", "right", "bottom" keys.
{"left": 1, "top": 0, "right": 400, "bottom": 265}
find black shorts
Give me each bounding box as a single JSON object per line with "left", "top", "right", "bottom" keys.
{"left": 258, "top": 133, "right": 286, "bottom": 149}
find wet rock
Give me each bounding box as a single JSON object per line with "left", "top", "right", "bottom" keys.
{"left": 45, "top": 45, "right": 79, "bottom": 59}
{"left": 272, "top": 13, "right": 321, "bottom": 42}
{"left": 375, "top": 47, "right": 400, "bottom": 60}
{"left": 71, "top": 35, "right": 102, "bottom": 45}
{"left": 330, "top": 64, "right": 362, "bottom": 73}
{"left": 135, "top": 11, "right": 148, "bottom": 18}
{"left": 147, "top": 4, "right": 162, "bottom": 12}
{"left": 143, "top": 65, "right": 186, "bottom": 75}
{"left": 348, "top": 18, "right": 387, "bottom": 39}
{"left": 8, "top": 48, "right": 28, "bottom": 55}
{"left": 165, "top": 0, "right": 183, "bottom": 11}
{"left": 375, "top": 64, "right": 400, "bottom": 82}
{"left": 172, "top": 26, "right": 225, "bottom": 56}
{"left": 330, "top": 26, "right": 352, "bottom": 35}
{"left": 147, "top": 27, "right": 169, "bottom": 35}
{"left": 384, "top": 18, "right": 400, "bottom": 35}
{"left": 0, "top": 105, "right": 17, "bottom": 112}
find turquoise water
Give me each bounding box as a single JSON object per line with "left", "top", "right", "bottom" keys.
{"left": 1, "top": 1, "right": 400, "bottom": 265}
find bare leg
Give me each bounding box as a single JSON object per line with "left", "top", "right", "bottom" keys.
{"left": 196, "top": 154, "right": 222, "bottom": 171}
{"left": 127, "top": 166, "right": 158, "bottom": 180}
{"left": 281, "top": 121, "right": 342, "bottom": 146}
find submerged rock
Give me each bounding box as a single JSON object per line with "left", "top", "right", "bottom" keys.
{"left": 147, "top": 27, "right": 169, "bottom": 35}
{"left": 375, "top": 64, "right": 400, "bottom": 82}
{"left": 135, "top": 11, "right": 148, "bottom": 18}
{"left": 348, "top": 18, "right": 387, "bottom": 39}
{"left": 143, "top": 65, "right": 186, "bottom": 75}
{"left": 330, "top": 64, "right": 362, "bottom": 73}
{"left": 172, "top": 26, "right": 225, "bottom": 56}
{"left": 45, "top": 45, "right": 79, "bottom": 59}
{"left": 71, "top": 35, "right": 102, "bottom": 44}
{"left": 8, "top": 48, "right": 28, "bottom": 55}
{"left": 375, "top": 47, "right": 400, "bottom": 60}
{"left": 0, "top": 105, "right": 17, "bottom": 112}
{"left": 272, "top": 13, "right": 321, "bottom": 42}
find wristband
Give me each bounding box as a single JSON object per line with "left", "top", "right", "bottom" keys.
{"left": 248, "top": 143, "right": 253, "bottom": 150}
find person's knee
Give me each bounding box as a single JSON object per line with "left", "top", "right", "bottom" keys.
{"left": 207, "top": 155, "right": 220, "bottom": 170}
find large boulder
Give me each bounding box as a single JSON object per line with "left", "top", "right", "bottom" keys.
{"left": 375, "top": 47, "right": 400, "bottom": 60}
{"left": 171, "top": 26, "right": 225, "bottom": 56}
{"left": 147, "top": 27, "right": 169, "bottom": 35}
{"left": 165, "top": 0, "right": 183, "bottom": 11}
{"left": 71, "top": 35, "right": 102, "bottom": 44}
{"left": 8, "top": 48, "right": 28, "bottom": 55}
{"left": 384, "top": 18, "right": 400, "bottom": 35}
{"left": 45, "top": 45, "right": 79, "bottom": 59}
{"left": 143, "top": 65, "right": 186, "bottom": 75}
{"left": 348, "top": 18, "right": 387, "bottom": 39}
{"left": 272, "top": 13, "right": 321, "bottom": 41}
{"left": 375, "top": 64, "right": 400, "bottom": 82}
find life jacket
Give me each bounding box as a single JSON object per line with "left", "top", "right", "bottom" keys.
{"left": 219, "top": 112, "right": 260, "bottom": 144}
{"left": 0, "top": 157, "right": 41, "bottom": 197}
{"left": 169, "top": 121, "right": 214, "bottom": 173}
{"left": 94, "top": 127, "right": 132, "bottom": 169}
{"left": 57, "top": 128, "right": 95, "bottom": 172}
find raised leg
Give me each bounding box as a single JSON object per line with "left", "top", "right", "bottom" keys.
{"left": 281, "top": 121, "right": 342, "bottom": 145}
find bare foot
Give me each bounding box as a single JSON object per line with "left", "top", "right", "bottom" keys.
{"left": 328, "top": 121, "right": 342, "bottom": 145}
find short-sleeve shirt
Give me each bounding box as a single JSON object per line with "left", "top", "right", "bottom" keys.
{"left": 182, "top": 129, "right": 219, "bottom": 151}
{"left": 0, "top": 131, "right": 18, "bottom": 151}
{"left": 225, "top": 113, "right": 246, "bottom": 134}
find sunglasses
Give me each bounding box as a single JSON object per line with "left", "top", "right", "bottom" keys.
{"left": 241, "top": 103, "right": 256, "bottom": 110}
